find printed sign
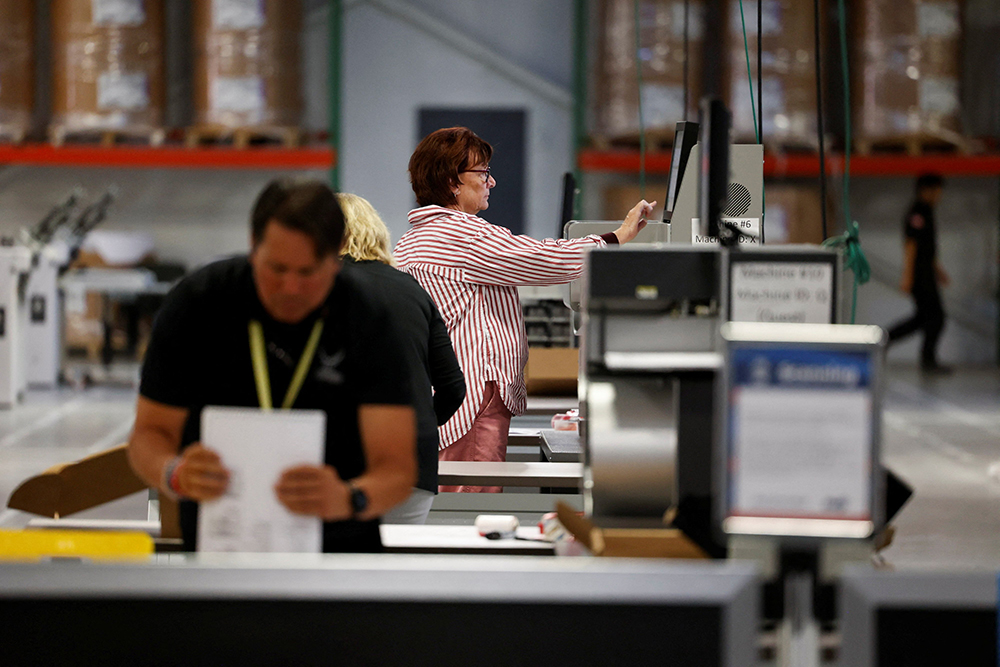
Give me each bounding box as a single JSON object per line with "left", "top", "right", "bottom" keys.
{"left": 692, "top": 217, "right": 760, "bottom": 245}
{"left": 97, "top": 72, "right": 149, "bottom": 111}
{"left": 728, "top": 347, "right": 873, "bottom": 522}
{"left": 212, "top": 76, "right": 265, "bottom": 114}
{"left": 213, "top": 0, "right": 265, "bottom": 30}
{"left": 730, "top": 261, "right": 834, "bottom": 324}
{"left": 92, "top": 0, "right": 145, "bottom": 26}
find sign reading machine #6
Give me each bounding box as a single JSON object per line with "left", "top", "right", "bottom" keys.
{"left": 728, "top": 347, "right": 874, "bottom": 524}
{"left": 730, "top": 261, "right": 834, "bottom": 324}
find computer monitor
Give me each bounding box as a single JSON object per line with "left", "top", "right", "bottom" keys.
{"left": 559, "top": 171, "right": 576, "bottom": 237}
{"left": 839, "top": 567, "right": 997, "bottom": 666}
{"left": 719, "top": 322, "right": 886, "bottom": 541}
{"left": 663, "top": 121, "right": 699, "bottom": 224}
{"left": 0, "top": 555, "right": 760, "bottom": 666}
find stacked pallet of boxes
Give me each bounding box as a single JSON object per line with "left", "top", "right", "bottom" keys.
{"left": 0, "top": 1, "right": 34, "bottom": 143}
{"left": 190, "top": 0, "right": 302, "bottom": 146}
{"left": 50, "top": 0, "right": 166, "bottom": 145}
{"left": 854, "top": 0, "right": 963, "bottom": 153}
{"left": 594, "top": 0, "right": 703, "bottom": 146}
{"left": 726, "top": 0, "right": 823, "bottom": 150}
{"left": 761, "top": 185, "right": 824, "bottom": 244}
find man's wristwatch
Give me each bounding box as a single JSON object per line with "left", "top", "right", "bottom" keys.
{"left": 346, "top": 480, "right": 369, "bottom": 518}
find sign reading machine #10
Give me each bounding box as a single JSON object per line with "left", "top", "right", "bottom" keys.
{"left": 730, "top": 262, "right": 834, "bottom": 324}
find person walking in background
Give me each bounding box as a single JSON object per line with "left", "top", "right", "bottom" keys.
{"left": 336, "top": 192, "right": 466, "bottom": 523}
{"left": 395, "top": 126, "right": 654, "bottom": 492}
{"left": 888, "top": 173, "right": 951, "bottom": 374}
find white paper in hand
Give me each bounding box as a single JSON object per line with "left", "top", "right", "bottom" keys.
{"left": 197, "top": 407, "right": 326, "bottom": 553}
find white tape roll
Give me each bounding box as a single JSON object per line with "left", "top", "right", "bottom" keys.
{"left": 475, "top": 514, "right": 519, "bottom": 539}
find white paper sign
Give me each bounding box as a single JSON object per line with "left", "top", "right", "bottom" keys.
{"left": 641, "top": 84, "right": 685, "bottom": 129}
{"left": 919, "top": 77, "right": 959, "bottom": 116}
{"left": 213, "top": 0, "right": 265, "bottom": 30}
{"left": 197, "top": 407, "right": 326, "bottom": 553}
{"left": 692, "top": 217, "right": 760, "bottom": 245}
{"left": 730, "top": 261, "right": 833, "bottom": 324}
{"left": 97, "top": 72, "right": 149, "bottom": 110}
{"left": 212, "top": 76, "right": 265, "bottom": 114}
{"left": 918, "top": 2, "right": 960, "bottom": 38}
{"left": 732, "top": 387, "right": 871, "bottom": 519}
{"left": 92, "top": 0, "right": 145, "bottom": 26}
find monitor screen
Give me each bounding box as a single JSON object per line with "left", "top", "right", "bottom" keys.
{"left": 664, "top": 121, "right": 699, "bottom": 223}
{"left": 840, "top": 569, "right": 998, "bottom": 667}
{"left": 0, "top": 557, "right": 761, "bottom": 667}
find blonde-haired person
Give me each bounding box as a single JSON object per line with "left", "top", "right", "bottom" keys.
{"left": 337, "top": 193, "right": 394, "bottom": 265}
{"left": 337, "top": 193, "right": 466, "bottom": 524}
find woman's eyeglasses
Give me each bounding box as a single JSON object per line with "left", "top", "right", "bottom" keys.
{"left": 463, "top": 167, "right": 491, "bottom": 182}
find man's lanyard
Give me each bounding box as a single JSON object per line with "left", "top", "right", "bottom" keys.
{"left": 248, "top": 319, "right": 324, "bottom": 410}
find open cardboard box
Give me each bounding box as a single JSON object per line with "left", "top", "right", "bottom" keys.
{"left": 525, "top": 347, "right": 579, "bottom": 396}
{"left": 556, "top": 502, "right": 707, "bottom": 559}
{"left": 7, "top": 444, "right": 180, "bottom": 539}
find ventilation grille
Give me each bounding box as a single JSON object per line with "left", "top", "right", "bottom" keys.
{"left": 724, "top": 183, "right": 752, "bottom": 217}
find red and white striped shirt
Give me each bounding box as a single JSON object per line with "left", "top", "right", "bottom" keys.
{"left": 394, "top": 205, "right": 608, "bottom": 449}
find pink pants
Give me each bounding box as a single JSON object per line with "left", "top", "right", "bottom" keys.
{"left": 438, "top": 381, "right": 512, "bottom": 493}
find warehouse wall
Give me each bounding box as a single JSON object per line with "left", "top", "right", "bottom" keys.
{"left": 339, "top": 0, "right": 575, "bottom": 242}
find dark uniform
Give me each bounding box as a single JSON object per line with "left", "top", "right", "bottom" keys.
{"left": 140, "top": 257, "right": 412, "bottom": 552}
{"left": 342, "top": 257, "right": 466, "bottom": 494}
{"left": 887, "top": 200, "right": 945, "bottom": 368}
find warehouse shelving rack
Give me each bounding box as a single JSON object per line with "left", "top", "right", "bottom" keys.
{"left": 570, "top": 0, "right": 1000, "bottom": 360}
{"left": 0, "top": 0, "right": 344, "bottom": 182}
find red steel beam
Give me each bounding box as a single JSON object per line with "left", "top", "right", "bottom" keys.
{"left": 578, "top": 149, "right": 1000, "bottom": 178}
{"left": 0, "top": 144, "right": 336, "bottom": 170}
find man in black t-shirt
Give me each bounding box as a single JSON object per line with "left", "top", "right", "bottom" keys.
{"left": 127, "top": 180, "right": 416, "bottom": 552}
{"left": 887, "top": 173, "right": 951, "bottom": 374}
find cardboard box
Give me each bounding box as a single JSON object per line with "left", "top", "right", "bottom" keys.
{"left": 192, "top": 0, "right": 302, "bottom": 128}
{"left": 761, "top": 184, "right": 824, "bottom": 244}
{"left": 0, "top": 0, "right": 34, "bottom": 139}
{"left": 51, "top": 0, "right": 166, "bottom": 134}
{"left": 7, "top": 444, "right": 146, "bottom": 519}
{"left": 602, "top": 183, "right": 669, "bottom": 222}
{"left": 594, "top": 0, "right": 704, "bottom": 145}
{"left": 7, "top": 443, "right": 181, "bottom": 540}
{"left": 525, "top": 347, "right": 579, "bottom": 396}
{"left": 853, "top": 0, "right": 963, "bottom": 143}
{"left": 556, "top": 502, "right": 708, "bottom": 559}
{"left": 725, "top": 0, "right": 825, "bottom": 149}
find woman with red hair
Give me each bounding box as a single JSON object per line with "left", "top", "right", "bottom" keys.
{"left": 395, "top": 126, "right": 654, "bottom": 492}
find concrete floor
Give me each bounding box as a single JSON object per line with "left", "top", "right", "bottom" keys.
{"left": 878, "top": 367, "right": 1000, "bottom": 570}
{"left": 1, "top": 365, "right": 999, "bottom": 571}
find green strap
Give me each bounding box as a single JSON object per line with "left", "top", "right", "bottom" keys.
{"left": 249, "top": 318, "right": 325, "bottom": 410}
{"left": 822, "top": 221, "right": 871, "bottom": 324}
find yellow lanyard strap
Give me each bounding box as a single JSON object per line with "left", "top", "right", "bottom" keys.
{"left": 248, "top": 318, "right": 325, "bottom": 410}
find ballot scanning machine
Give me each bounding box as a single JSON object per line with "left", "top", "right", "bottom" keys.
{"left": 574, "top": 101, "right": 841, "bottom": 541}
{"left": 21, "top": 190, "right": 82, "bottom": 389}
{"left": 19, "top": 190, "right": 115, "bottom": 391}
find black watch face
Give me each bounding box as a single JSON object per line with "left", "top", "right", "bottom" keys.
{"left": 351, "top": 486, "right": 369, "bottom": 515}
